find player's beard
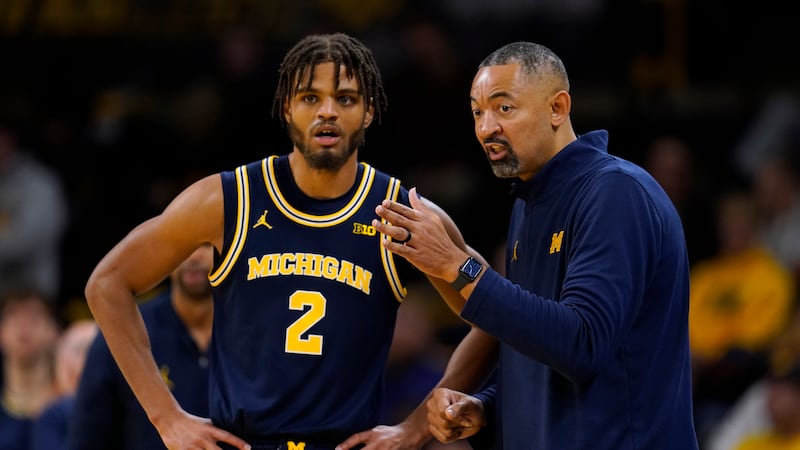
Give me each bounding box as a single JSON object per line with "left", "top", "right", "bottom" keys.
{"left": 288, "top": 121, "right": 367, "bottom": 171}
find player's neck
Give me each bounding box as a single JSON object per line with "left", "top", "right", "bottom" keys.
{"left": 288, "top": 151, "right": 359, "bottom": 199}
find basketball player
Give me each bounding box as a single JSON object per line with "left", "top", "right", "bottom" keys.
{"left": 84, "top": 33, "right": 492, "bottom": 450}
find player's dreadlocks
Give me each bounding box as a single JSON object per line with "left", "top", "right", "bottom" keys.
{"left": 272, "top": 33, "right": 388, "bottom": 126}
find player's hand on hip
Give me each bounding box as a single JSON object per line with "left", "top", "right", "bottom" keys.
{"left": 373, "top": 187, "right": 465, "bottom": 280}
{"left": 156, "top": 411, "right": 251, "bottom": 450}
{"left": 426, "top": 388, "right": 485, "bottom": 443}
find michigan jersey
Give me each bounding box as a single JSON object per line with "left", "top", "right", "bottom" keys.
{"left": 208, "top": 155, "right": 408, "bottom": 444}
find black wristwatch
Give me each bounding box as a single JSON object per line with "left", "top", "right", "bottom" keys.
{"left": 450, "top": 256, "right": 484, "bottom": 291}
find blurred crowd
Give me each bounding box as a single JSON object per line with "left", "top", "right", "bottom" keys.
{"left": 2, "top": 0, "right": 800, "bottom": 449}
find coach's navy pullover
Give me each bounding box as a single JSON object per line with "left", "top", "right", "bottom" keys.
{"left": 462, "top": 130, "right": 698, "bottom": 449}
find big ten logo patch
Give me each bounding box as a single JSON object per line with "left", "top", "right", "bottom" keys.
{"left": 353, "top": 222, "right": 376, "bottom": 236}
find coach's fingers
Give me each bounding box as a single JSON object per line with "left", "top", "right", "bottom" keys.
{"left": 407, "top": 187, "right": 427, "bottom": 211}
{"left": 427, "top": 400, "right": 481, "bottom": 444}
{"left": 375, "top": 202, "right": 414, "bottom": 230}
{"left": 371, "top": 219, "right": 412, "bottom": 245}
{"left": 428, "top": 424, "right": 461, "bottom": 444}
{"left": 444, "top": 401, "right": 475, "bottom": 429}
{"left": 427, "top": 415, "right": 466, "bottom": 444}
{"left": 427, "top": 389, "right": 461, "bottom": 435}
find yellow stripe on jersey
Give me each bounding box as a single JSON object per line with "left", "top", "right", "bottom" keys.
{"left": 209, "top": 165, "right": 250, "bottom": 286}
{"left": 380, "top": 177, "right": 406, "bottom": 302}
{"left": 262, "top": 156, "right": 376, "bottom": 227}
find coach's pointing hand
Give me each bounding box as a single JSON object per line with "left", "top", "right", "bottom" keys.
{"left": 373, "top": 187, "right": 467, "bottom": 284}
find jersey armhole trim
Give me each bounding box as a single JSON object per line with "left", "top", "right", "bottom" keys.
{"left": 210, "top": 164, "right": 251, "bottom": 286}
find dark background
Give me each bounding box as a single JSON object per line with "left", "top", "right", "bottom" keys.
{"left": 1, "top": 0, "right": 798, "bottom": 313}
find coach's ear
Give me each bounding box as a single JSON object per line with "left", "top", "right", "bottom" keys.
{"left": 549, "top": 90, "right": 571, "bottom": 127}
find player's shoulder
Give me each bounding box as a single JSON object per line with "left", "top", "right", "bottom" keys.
{"left": 171, "top": 172, "right": 225, "bottom": 208}
{"left": 360, "top": 161, "right": 411, "bottom": 202}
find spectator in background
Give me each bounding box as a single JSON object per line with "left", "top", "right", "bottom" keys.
{"left": 706, "top": 378, "right": 771, "bottom": 450}
{"left": 0, "top": 287, "right": 61, "bottom": 450}
{"left": 753, "top": 154, "right": 800, "bottom": 283}
{"left": 31, "top": 319, "right": 97, "bottom": 450}
{"left": 68, "top": 244, "right": 214, "bottom": 450}
{"left": 706, "top": 311, "right": 800, "bottom": 450}
{"left": 733, "top": 358, "right": 800, "bottom": 449}
{"left": 0, "top": 120, "right": 69, "bottom": 302}
{"left": 689, "top": 190, "right": 796, "bottom": 445}
{"left": 644, "top": 134, "right": 717, "bottom": 265}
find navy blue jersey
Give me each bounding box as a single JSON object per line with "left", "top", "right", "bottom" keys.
{"left": 464, "top": 131, "right": 697, "bottom": 449}
{"left": 68, "top": 292, "right": 209, "bottom": 450}
{"left": 0, "top": 405, "right": 32, "bottom": 450}
{"left": 208, "top": 155, "right": 408, "bottom": 443}
{"left": 31, "top": 395, "right": 73, "bottom": 450}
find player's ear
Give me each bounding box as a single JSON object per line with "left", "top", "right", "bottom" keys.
{"left": 283, "top": 97, "right": 292, "bottom": 124}
{"left": 362, "top": 97, "right": 375, "bottom": 128}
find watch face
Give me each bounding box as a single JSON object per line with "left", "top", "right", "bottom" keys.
{"left": 462, "top": 257, "right": 483, "bottom": 280}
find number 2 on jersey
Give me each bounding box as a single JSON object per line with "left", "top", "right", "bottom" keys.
{"left": 285, "top": 290, "right": 326, "bottom": 355}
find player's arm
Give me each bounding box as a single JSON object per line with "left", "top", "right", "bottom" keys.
{"left": 84, "top": 174, "right": 250, "bottom": 450}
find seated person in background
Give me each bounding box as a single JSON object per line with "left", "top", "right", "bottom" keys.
{"left": 752, "top": 155, "right": 800, "bottom": 284}
{"left": 31, "top": 319, "right": 97, "bottom": 450}
{"left": 0, "top": 287, "right": 61, "bottom": 450}
{"left": 689, "top": 190, "right": 797, "bottom": 444}
{"left": 730, "top": 319, "right": 800, "bottom": 450}
{"left": 0, "top": 121, "right": 69, "bottom": 302}
{"left": 643, "top": 134, "right": 717, "bottom": 265}
{"left": 706, "top": 379, "right": 770, "bottom": 450}
{"left": 68, "top": 244, "right": 214, "bottom": 450}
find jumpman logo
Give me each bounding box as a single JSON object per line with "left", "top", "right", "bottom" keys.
{"left": 253, "top": 210, "right": 273, "bottom": 229}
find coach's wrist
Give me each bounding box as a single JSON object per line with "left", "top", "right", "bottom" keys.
{"left": 450, "top": 256, "right": 484, "bottom": 291}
